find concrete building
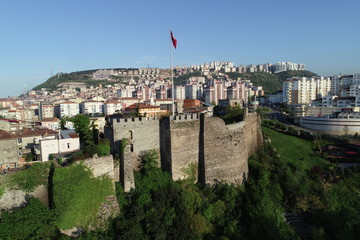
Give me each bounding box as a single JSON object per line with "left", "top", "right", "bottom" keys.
{"left": 185, "top": 84, "right": 203, "bottom": 100}
{"left": 275, "top": 62, "right": 305, "bottom": 73}
{"left": 80, "top": 100, "right": 104, "bottom": 115}
{"left": 38, "top": 118, "right": 61, "bottom": 131}
{"left": 174, "top": 86, "right": 186, "bottom": 100}
{"left": 39, "top": 103, "right": 54, "bottom": 120}
{"left": 17, "top": 128, "right": 59, "bottom": 155}
{"left": 301, "top": 112, "right": 360, "bottom": 135}
{"left": 267, "top": 90, "right": 283, "bottom": 104}
{"left": 283, "top": 77, "right": 331, "bottom": 104}
{"left": 118, "top": 97, "right": 141, "bottom": 109}
{"left": 36, "top": 130, "right": 80, "bottom": 162}
{"left": 0, "top": 129, "right": 19, "bottom": 171}
{"left": 123, "top": 103, "right": 168, "bottom": 117}
{"left": 104, "top": 101, "right": 123, "bottom": 115}
{"left": 56, "top": 102, "right": 80, "bottom": 118}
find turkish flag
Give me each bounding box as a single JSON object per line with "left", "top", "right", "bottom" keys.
{"left": 171, "top": 31, "right": 177, "bottom": 49}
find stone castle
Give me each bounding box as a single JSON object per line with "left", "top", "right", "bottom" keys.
{"left": 105, "top": 110, "right": 263, "bottom": 191}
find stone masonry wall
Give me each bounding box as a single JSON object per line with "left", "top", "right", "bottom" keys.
{"left": 203, "top": 113, "right": 262, "bottom": 185}
{"left": 108, "top": 112, "right": 263, "bottom": 191}
{"left": 170, "top": 120, "right": 200, "bottom": 180}
{"left": 111, "top": 117, "right": 160, "bottom": 155}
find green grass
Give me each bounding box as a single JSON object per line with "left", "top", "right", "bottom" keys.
{"left": 53, "top": 163, "right": 114, "bottom": 230}
{"left": 0, "top": 185, "right": 5, "bottom": 199}
{"left": 262, "top": 127, "right": 328, "bottom": 170}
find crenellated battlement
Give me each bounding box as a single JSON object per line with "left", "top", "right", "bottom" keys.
{"left": 171, "top": 113, "right": 200, "bottom": 122}
{"left": 109, "top": 116, "right": 159, "bottom": 126}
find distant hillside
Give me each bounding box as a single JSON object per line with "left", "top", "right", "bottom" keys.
{"left": 227, "top": 70, "right": 318, "bottom": 94}
{"left": 33, "top": 68, "right": 318, "bottom": 94}
{"left": 174, "top": 71, "right": 202, "bottom": 85}
{"left": 33, "top": 70, "right": 97, "bottom": 91}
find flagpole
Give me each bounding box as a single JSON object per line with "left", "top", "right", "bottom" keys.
{"left": 170, "top": 31, "right": 175, "bottom": 118}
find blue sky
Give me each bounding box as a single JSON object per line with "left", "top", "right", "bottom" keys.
{"left": 1, "top": 0, "right": 359, "bottom": 97}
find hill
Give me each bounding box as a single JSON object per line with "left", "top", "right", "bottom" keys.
{"left": 33, "top": 70, "right": 97, "bottom": 91}
{"left": 33, "top": 68, "right": 318, "bottom": 94}
{"left": 226, "top": 70, "right": 318, "bottom": 94}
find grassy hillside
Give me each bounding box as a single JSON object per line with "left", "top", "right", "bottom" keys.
{"left": 262, "top": 127, "right": 327, "bottom": 170}
{"left": 33, "top": 71, "right": 95, "bottom": 90}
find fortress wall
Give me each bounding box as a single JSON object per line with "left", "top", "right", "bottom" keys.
{"left": 170, "top": 119, "right": 201, "bottom": 181}
{"left": 107, "top": 112, "right": 263, "bottom": 191}
{"left": 112, "top": 118, "right": 160, "bottom": 155}
{"left": 122, "top": 147, "right": 137, "bottom": 192}
{"left": 80, "top": 155, "right": 115, "bottom": 180}
{"left": 203, "top": 113, "right": 262, "bottom": 185}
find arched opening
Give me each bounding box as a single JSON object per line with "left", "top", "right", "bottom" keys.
{"left": 129, "top": 130, "right": 133, "bottom": 140}
{"left": 130, "top": 144, "right": 134, "bottom": 152}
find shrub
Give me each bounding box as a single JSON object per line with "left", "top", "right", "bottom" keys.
{"left": 53, "top": 164, "right": 113, "bottom": 230}
{"left": 7, "top": 162, "right": 51, "bottom": 192}
{"left": 96, "top": 139, "right": 111, "bottom": 156}
{"left": 0, "top": 198, "right": 59, "bottom": 239}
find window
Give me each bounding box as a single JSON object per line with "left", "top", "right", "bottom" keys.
{"left": 67, "top": 143, "right": 70, "bottom": 149}
{"left": 130, "top": 144, "right": 134, "bottom": 152}
{"left": 129, "top": 130, "right": 133, "bottom": 140}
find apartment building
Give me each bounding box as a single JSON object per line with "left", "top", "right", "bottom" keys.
{"left": 80, "top": 100, "right": 104, "bottom": 115}
{"left": 283, "top": 77, "right": 331, "bottom": 104}
{"left": 55, "top": 102, "right": 80, "bottom": 118}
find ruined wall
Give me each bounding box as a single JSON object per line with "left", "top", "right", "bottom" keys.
{"left": 0, "top": 184, "right": 48, "bottom": 211}
{"left": 1, "top": 155, "right": 120, "bottom": 212}
{"left": 121, "top": 145, "right": 137, "bottom": 192}
{"left": 170, "top": 118, "right": 200, "bottom": 180}
{"left": 80, "top": 155, "right": 115, "bottom": 180}
{"left": 203, "top": 113, "right": 262, "bottom": 185}
{"left": 0, "top": 139, "right": 19, "bottom": 166}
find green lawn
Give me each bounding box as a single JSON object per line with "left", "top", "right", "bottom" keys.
{"left": 262, "top": 127, "right": 328, "bottom": 171}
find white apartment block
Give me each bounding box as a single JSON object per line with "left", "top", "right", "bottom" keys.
{"left": 331, "top": 75, "right": 354, "bottom": 95}
{"left": 174, "top": 86, "right": 186, "bottom": 100}
{"left": 57, "top": 102, "right": 80, "bottom": 118}
{"left": 267, "top": 91, "right": 283, "bottom": 104}
{"left": 283, "top": 77, "right": 331, "bottom": 104}
{"left": 275, "top": 62, "right": 305, "bottom": 73}
{"left": 353, "top": 74, "right": 360, "bottom": 85}
{"left": 104, "top": 101, "right": 123, "bottom": 115}
{"left": 39, "top": 104, "right": 54, "bottom": 120}
{"left": 350, "top": 84, "right": 360, "bottom": 97}
{"left": 185, "top": 84, "right": 203, "bottom": 100}
{"left": 80, "top": 101, "right": 104, "bottom": 115}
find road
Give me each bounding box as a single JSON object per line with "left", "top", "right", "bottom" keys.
{"left": 267, "top": 111, "right": 316, "bottom": 133}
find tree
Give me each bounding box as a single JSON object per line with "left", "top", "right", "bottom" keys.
{"left": 0, "top": 198, "right": 60, "bottom": 239}
{"left": 58, "top": 117, "right": 68, "bottom": 130}
{"left": 91, "top": 120, "right": 99, "bottom": 145}
{"left": 96, "top": 139, "right": 111, "bottom": 156}
{"left": 131, "top": 101, "right": 141, "bottom": 117}
{"left": 222, "top": 105, "right": 244, "bottom": 124}
{"left": 70, "top": 114, "right": 92, "bottom": 145}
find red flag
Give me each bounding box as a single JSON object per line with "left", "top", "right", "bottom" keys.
{"left": 171, "top": 31, "right": 177, "bottom": 49}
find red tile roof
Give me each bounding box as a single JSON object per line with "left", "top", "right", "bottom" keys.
{"left": 0, "top": 129, "right": 16, "bottom": 139}
{"left": 125, "top": 103, "right": 160, "bottom": 109}
{"left": 18, "top": 128, "right": 58, "bottom": 137}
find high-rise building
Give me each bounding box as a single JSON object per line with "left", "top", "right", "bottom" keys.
{"left": 283, "top": 77, "right": 331, "bottom": 104}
